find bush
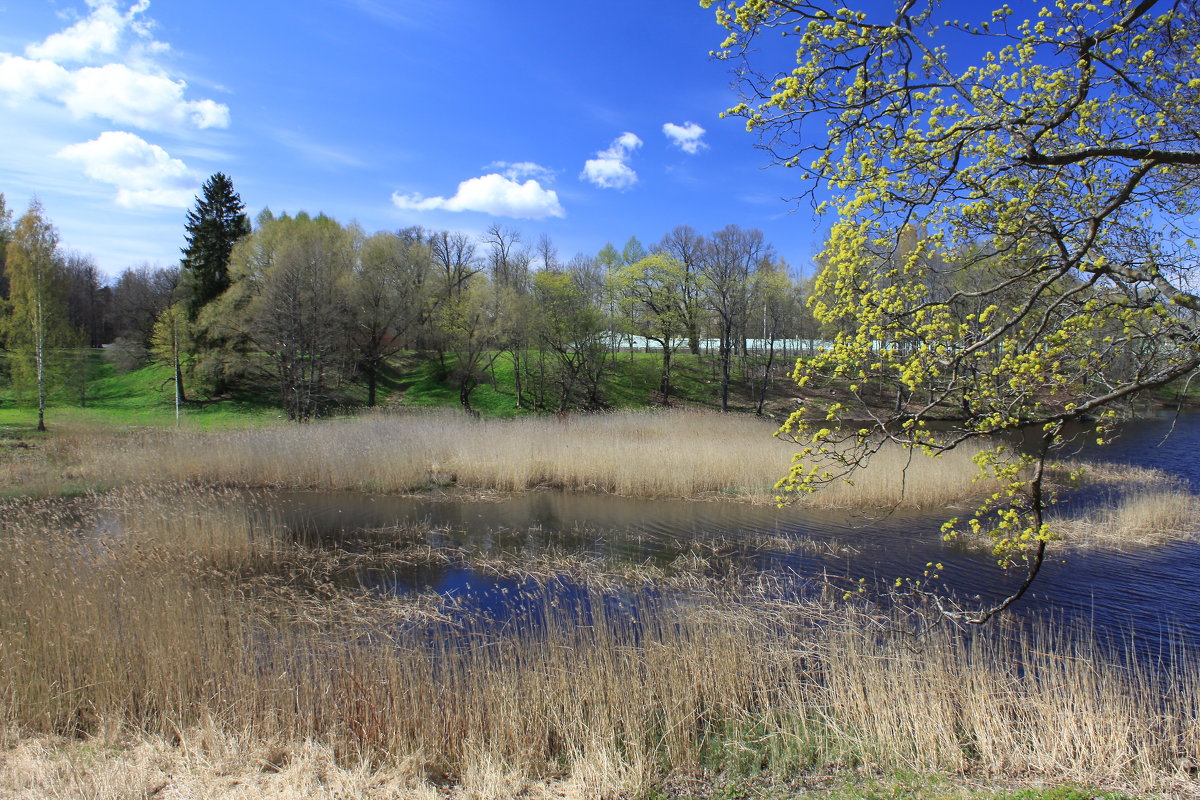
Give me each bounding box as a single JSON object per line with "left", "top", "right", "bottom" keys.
{"left": 102, "top": 337, "right": 148, "bottom": 373}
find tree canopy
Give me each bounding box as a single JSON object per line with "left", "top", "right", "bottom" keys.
{"left": 706, "top": 0, "right": 1200, "bottom": 620}
{"left": 181, "top": 173, "right": 251, "bottom": 319}
{"left": 4, "top": 200, "right": 71, "bottom": 432}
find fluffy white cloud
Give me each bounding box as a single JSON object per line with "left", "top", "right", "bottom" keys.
{"left": 57, "top": 130, "right": 199, "bottom": 207}
{"left": 393, "top": 173, "right": 566, "bottom": 219}
{"left": 581, "top": 132, "right": 642, "bottom": 190}
{"left": 663, "top": 121, "right": 706, "bottom": 154}
{"left": 0, "top": 1, "right": 227, "bottom": 132}
{"left": 26, "top": 0, "right": 158, "bottom": 65}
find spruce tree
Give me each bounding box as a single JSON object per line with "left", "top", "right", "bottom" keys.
{"left": 181, "top": 173, "right": 250, "bottom": 319}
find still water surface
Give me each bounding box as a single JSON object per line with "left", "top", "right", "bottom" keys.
{"left": 248, "top": 412, "right": 1200, "bottom": 648}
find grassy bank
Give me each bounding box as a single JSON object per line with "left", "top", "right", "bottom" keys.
{"left": 0, "top": 487, "right": 1195, "bottom": 799}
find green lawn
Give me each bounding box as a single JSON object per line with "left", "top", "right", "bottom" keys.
{"left": 0, "top": 352, "right": 281, "bottom": 433}
{"left": 0, "top": 346, "right": 794, "bottom": 436}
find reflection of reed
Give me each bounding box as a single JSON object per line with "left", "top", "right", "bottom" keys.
{"left": 2, "top": 487, "right": 1198, "bottom": 797}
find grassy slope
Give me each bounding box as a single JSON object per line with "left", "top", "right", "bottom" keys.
{"left": 0, "top": 352, "right": 280, "bottom": 435}
{"left": 398, "top": 349, "right": 786, "bottom": 418}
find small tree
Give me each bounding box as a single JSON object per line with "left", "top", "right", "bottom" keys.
{"left": 437, "top": 276, "right": 501, "bottom": 415}
{"left": 151, "top": 301, "right": 191, "bottom": 424}
{"left": 611, "top": 254, "right": 690, "bottom": 404}
{"left": 181, "top": 173, "right": 250, "bottom": 319}
{"left": 350, "top": 229, "right": 431, "bottom": 407}
{"left": 216, "top": 212, "right": 354, "bottom": 421}
{"left": 4, "top": 200, "right": 70, "bottom": 432}
{"left": 702, "top": 225, "right": 771, "bottom": 412}
{"left": 533, "top": 269, "right": 610, "bottom": 411}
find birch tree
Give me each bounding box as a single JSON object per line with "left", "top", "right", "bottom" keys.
{"left": 4, "top": 200, "right": 69, "bottom": 432}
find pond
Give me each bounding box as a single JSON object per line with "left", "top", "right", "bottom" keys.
{"left": 221, "top": 410, "right": 1200, "bottom": 652}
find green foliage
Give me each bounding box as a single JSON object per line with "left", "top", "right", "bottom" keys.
{"left": 531, "top": 269, "right": 611, "bottom": 410}
{"left": 181, "top": 172, "right": 250, "bottom": 318}
{"left": 0, "top": 192, "right": 12, "bottom": 326}
{"left": 610, "top": 253, "right": 691, "bottom": 402}
{"left": 212, "top": 210, "right": 355, "bottom": 420}
{"left": 709, "top": 0, "right": 1200, "bottom": 620}
{"left": 3, "top": 200, "right": 78, "bottom": 431}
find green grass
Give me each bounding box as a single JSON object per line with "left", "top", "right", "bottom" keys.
{"left": 393, "top": 349, "right": 771, "bottom": 417}
{"left": 0, "top": 352, "right": 281, "bottom": 432}
{"left": 0, "top": 346, "right": 796, "bottom": 437}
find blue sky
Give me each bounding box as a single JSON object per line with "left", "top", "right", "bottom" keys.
{"left": 0, "top": 0, "right": 826, "bottom": 279}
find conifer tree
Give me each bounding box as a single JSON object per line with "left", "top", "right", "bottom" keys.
{"left": 181, "top": 173, "right": 250, "bottom": 319}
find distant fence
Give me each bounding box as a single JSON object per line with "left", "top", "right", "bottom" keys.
{"left": 604, "top": 333, "right": 832, "bottom": 357}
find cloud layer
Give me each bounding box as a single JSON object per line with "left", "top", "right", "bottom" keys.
{"left": 57, "top": 130, "right": 199, "bottom": 207}
{"left": 393, "top": 172, "right": 565, "bottom": 219}
{"left": 663, "top": 121, "right": 706, "bottom": 154}
{"left": 581, "top": 132, "right": 642, "bottom": 190}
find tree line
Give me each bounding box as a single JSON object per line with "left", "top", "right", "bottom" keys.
{"left": 1, "top": 176, "right": 830, "bottom": 424}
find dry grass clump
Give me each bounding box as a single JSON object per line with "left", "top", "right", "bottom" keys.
{"left": 2, "top": 489, "right": 1199, "bottom": 797}
{"left": 1054, "top": 487, "right": 1200, "bottom": 548}
{"left": 58, "top": 409, "right": 998, "bottom": 508}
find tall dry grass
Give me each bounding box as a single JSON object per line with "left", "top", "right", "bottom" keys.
{"left": 1054, "top": 486, "right": 1200, "bottom": 548}
{"left": 56, "top": 409, "right": 998, "bottom": 508}
{"left": 1, "top": 489, "right": 1198, "bottom": 797}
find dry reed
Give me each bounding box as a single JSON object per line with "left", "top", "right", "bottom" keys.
{"left": 2, "top": 489, "right": 1198, "bottom": 798}
{"left": 1054, "top": 486, "right": 1200, "bottom": 548}
{"left": 47, "top": 409, "right": 1000, "bottom": 508}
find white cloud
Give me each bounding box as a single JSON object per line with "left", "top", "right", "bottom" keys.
{"left": 663, "top": 121, "right": 707, "bottom": 154}
{"left": 0, "top": 1, "right": 228, "bottom": 132}
{"left": 56, "top": 130, "right": 199, "bottom": 208}
{"left": 392, "top": 173, "right": 566, "bottom": 219}
{"left": 581, "top": 132, "right": 642, "bottom": 190}
{"left": 26, "top": 0, "right": 158, "bottom": 65}
{"left": 488, "top": 160, "right": 555, "bottom": 183}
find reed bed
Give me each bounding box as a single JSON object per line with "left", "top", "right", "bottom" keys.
{"left": 58, "top": 409, "right": 999, "bottom": 508}
{"left": 1054, "top": 486, "right": 1200, "bottom": 548}
{"left": 2, "top": 489, "right": 1198, "bottom": 798}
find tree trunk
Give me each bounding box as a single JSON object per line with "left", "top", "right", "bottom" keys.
{"left": 35, "top": 294, "right": 46, "bottom": 432}
{"left": 687, "top": 321, "right": 700, "bottom": 355}
{"left": 366, "top": 363, "right": 378, "bottom": 408}
{"left": 511, "top": 350, "right": 523, "bottom": 408}
{"left": 756, "top": 339, "right": 776, "bottom": 416}
{"left": 719, "top": 342, "right": 732, "bottom": 413}
{"left": 659, "top": 346, "right": 672, "bottom": 406}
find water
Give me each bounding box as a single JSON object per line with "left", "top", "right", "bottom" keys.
{"left": 51, "top": 410, "right": 1158, "bottom": 654}
{"left": 222, "top": 411, "right": 1198, "bottom": 650}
